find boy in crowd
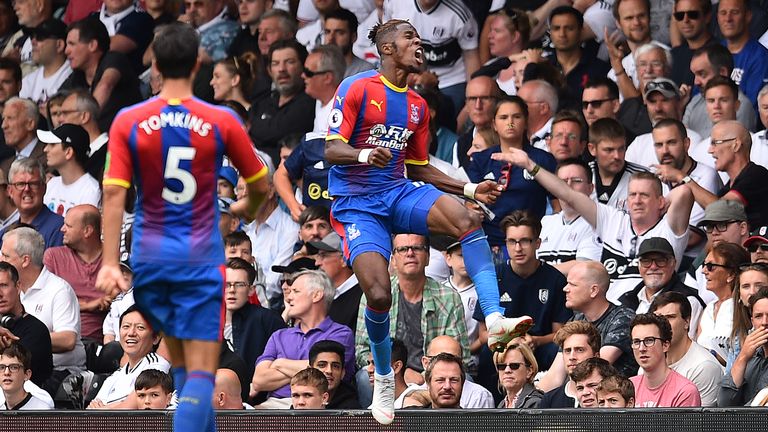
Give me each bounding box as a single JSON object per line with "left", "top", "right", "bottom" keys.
{"left": 134, "top": 369, "right": 174, "bottom": 410}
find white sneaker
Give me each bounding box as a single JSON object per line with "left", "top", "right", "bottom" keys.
{"left": 371, "top": 371, "right": 395, "bottom": 425}
{"left": 487, "top": 315, "right": 534, "bottom": 352}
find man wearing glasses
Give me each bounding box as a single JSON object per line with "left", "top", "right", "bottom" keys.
{"left": 744, "top": 227, "right": 768, "bottom": 264}
{"left": 301, "top": 44, "right": 345, "bottom": 134}
{"left": 619, "top": 237, "right": 705, "bottom": 337}
{"left": 473, "top": 210, "right": 570, "bottom": 371}
{"left": 670, "top": 0, "right": 714, "bottom": 88}
{"left": 629, "top": 313, "right": 702, "bottom": 407}
{"left": 0, "top": 343, "right": 52, "bottom": 410}
{"left": 354, "top": 234, "right": 469, "bottom": 394}
{"left": 1, "top": 157, "right": 63, "bottom": 248}
{"left": 683, "top": 121, "right": 768, "bottom": 231}
{"left": 537, "top": 158, "right": 601, "bottom": 276}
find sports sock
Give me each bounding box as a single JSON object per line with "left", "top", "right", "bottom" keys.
{"left": 365, "top": 307, "right": 393, "bottom": 376}
{"left": 174, "top": 370, "right": 215, "bottom": 432}
{"left": 460, "top": 228, "right": 504, "bottom": 318}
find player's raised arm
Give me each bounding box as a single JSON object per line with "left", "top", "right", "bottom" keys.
{"left": 492, "top": 148, "right": 598, "bottom": 228}
{"left": 325, "top": 139, "right": 392, "bottom": 168}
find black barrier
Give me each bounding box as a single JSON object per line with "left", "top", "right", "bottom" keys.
{"left": 1, "top": 409, "right": 767, "bottom": 431}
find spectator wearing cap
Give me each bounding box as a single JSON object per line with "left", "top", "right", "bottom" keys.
{"left": 90, "top": 0, "right": 154, "bottom": 74}
{"left": 1, "top": 157, "right": 63, "bottom": 248}
{"left": 251, "top": 270, "right": 354, "bottom": 409}
{"left": 689, "top": 199, "right": 749, "bottom": 304}
{"left": 271, "top": 255, "right": 318, "bottom": 321}
{"left": 218, "top": 165, "right": 238, "bottom": 200}
{"left": 683, "top": 44, "right": 756, "bottom": 139}
{"left": 744, "top": 227, "right": 768, "bottom": 264}
{"left": 308, "top": 231, "right": 362, "bottom": 333}
{"left": 0, "top": 97, "right": 46, "bottom": 177}
{"left": 39, "top": 123, "right": 100, "bottom": 215}
{"left": 44, "top": 204, "right": 110, "bottom": 342}
{"left": 0, "top": 167, "right": 19, "bottom": 231}
{"left": 241, "top": 158, "right": 299, "bottom": 311}
{"left": 224, "top": 257, "right": 286, "bottom": 389}
{"left": 625, "top": 78, "right": 703, "bottom": 170}
{"left": 218, "top": 196, "right": 239, "bottom": 238}
{"left": 55, "top": 89, "right": 106, "bottom": 182}
{"left": 19, "top": 18, "right": 72, "bottom": 111}
{"left": 619, "top": 237, "right": 705, "bottom": 338}
{"left": 684, "top": 120, "right": 768, "bottom": 231}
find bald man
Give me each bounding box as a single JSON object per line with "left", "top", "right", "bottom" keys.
{"left": 454, "top": 76, "right": 502, "bottom": 169}
{"left": 212, "top": 368, "right": 248, "bottom": 410}
{"left": 538, "top": 261, "right": 637, "bottom": 392}
{"left": 43, "top": 204, "right": 111, "bottom": 341}
{"left": 683, "top": 120, "right": 768, "bottom": 230}
{"left": 399, "top": 335, "right": 494, "bottom": 408}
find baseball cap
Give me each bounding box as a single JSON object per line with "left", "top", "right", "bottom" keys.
{"left": 638, "top": 237, "right": 674, "bottom": 257}
{"left": 37, "top": 124, "right": 91, "bottom": 160}
{"left": 698, "top": 199, "right": 747, "bottom": 226}
{"left": 744, "top": 226, "right": 768, "bottom": 248}
{"left": 643, "top": 78, "right": 680, "bottom": 100}
{"left": 306, "top": 232, "right": 342, "bottom": 254}
{"left": 219, "top": 166, "right": 239, "bottom": 189}
{"left": 218, "top": 197, "right": 234, "bottom": 216}
{"left": 31, "top": 18, "right": 67, "bottom": 40}
{"left": 271, "top": 256, "right": 318, "bottom": 274}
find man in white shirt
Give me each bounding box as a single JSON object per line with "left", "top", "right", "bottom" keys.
{"left": 0, "top": 227, "right": 86, "bottom": 395}
{"left": 750, "top": 84, "right": 768, "bottom": 166}
{"left": 19, "top": 19, "right": 71, "bottom": 112}
{"left": 38, "top": 124, "right": 101, "bottom": 215}
{"left": 0, "top": 343, "right": 52, "bottom": 410}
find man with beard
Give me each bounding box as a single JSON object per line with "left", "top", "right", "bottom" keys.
{"left": 424, "top": 353, "right": 464, "bottom": 409}
{"left": 248, "top": 39, "right": 315, "bottom": 166}
{"left": 322, "top": 8, "right": 374, "bottom": 78}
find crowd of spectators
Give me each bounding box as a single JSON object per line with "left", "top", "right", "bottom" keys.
{"left": 1, "top": 0, "right": 768, "bottom": 413}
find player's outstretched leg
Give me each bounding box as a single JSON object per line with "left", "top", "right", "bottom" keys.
{"left": 353, "top": 252, "right": 395, "bottom": 425}
{"left": 458, "top": 228, "right": 533, "bottom": 351}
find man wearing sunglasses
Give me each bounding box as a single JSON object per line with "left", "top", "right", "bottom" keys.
{"left": 743, "top": 227, "right": 768, "bottom": 264}
{"left": 629, "top": 313, "right": 702, "bottom": 407}
{"left": 670, "top": 0, "right": 714, "bottom": 88}
{"left": 619, "top": 237, "right": 705, "bottom": 337}
{"left": 301, "top": 44, "right": 345, "bottom": 134}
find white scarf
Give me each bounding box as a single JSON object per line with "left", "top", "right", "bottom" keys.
{"left": 99, "top": 4, "right": 136, "bottom": 36}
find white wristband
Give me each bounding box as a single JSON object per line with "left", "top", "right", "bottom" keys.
{"left": 463, "top": 182, "right": 479, "bottom": 200}
{"left": 357, "top": 149, "right": 373, "bottom": 164}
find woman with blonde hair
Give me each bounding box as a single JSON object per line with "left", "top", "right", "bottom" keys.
{"left": 493, "top": 341, "right": 542, "bottom": 408}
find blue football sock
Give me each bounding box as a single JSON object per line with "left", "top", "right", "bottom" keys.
{"left": 365, "top": 307, "right": 392, "bottom": 376}
{"left": 174, "top": 370, "right": 215, "bottom": 432}
{"left": 171, "top": 366, "right": 187, "bottom": 394}
{"left": 460, "top": 228, "right": 504, "bottom": 318}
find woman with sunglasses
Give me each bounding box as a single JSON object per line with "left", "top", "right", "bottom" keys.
{"left": 494, "top": 341, "right": 542, "bottom": 408}
{"left": 726, "top": 263, "right": 768, "bottom": 373}
{"left": 697, "top": 242, "right": 750, "bottom": 364}
{"left": 210, "top": 52, "right": 261, "bottom": 111}
{"left": 466, "top": 96, "right": 557, "bottom": 257}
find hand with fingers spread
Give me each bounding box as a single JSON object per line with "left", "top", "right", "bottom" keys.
{"left": 491, "top": 147, "right": 536, "bottom": 171}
